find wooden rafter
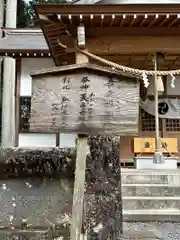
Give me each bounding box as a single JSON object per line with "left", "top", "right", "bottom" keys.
{"left": 129, "top": 15, "right": 137, "bottom": 28}
{"left": 110, "top": 14, "right": 115, "bottom": 27}
{"left": 139, "top": 15, "right": 148, "bottom": 26}
{"left": 168, "top": 16, "right": 180, "bottom": 27}
{"left": 34, "top": 12, "right": 76, "bottom": 66}
{"left": 148, "top": 14, "right": 159, "bottom": 27}
{"left": 159, "top": 15, "right": 170, "bottom": 27}
{"left": 120, "top": 15, "right": 126, "bottom": 27}
{"left": 100, "top": 14, "right": 104, "bottom": 27}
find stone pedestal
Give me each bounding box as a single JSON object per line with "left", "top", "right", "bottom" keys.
{"left": 135, "top": 156, "right": 177, "bottom": 169}
{"left": 1, "top": 57, "right": 16, "bottom": 148}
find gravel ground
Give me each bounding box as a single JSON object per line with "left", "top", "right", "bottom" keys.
{"left": 122, "top": 222, "right": 180, "bottom": 240}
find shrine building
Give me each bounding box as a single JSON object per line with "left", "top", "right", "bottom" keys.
{"left": 0, "top": 0, "right": 180, "bottom": 169}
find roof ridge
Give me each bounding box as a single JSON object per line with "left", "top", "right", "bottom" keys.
{"left": 74, "top": 0, "right": 100, "bottom": 3}
{"left": 3, "top": 28, "right": 43, "bottom": 35}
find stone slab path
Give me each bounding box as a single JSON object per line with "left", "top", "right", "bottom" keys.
{"left": 121, "top": 222, "right": 180, "bottom": 240}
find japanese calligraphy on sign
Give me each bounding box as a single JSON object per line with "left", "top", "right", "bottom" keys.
{"left": 30, "top": 65, "right": 139, "bottom": 135}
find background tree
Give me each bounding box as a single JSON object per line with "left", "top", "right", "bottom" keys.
{"left": 17, "top": 0, "right": 68, "bottom": 28}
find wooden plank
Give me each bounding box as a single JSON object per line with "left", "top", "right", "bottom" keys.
{"left": 34, "top": 4, "right": 180, "bottom": 15}
{"left": 71, "top": 134, "right": 88, "bottom": 240}
{"left": 133, "top": 137, "right": 178, "bottom": 153}
{"left": 134, "top": 137, "right": 156, "bottom": 153}
{"left": 87, "top": 36, "right": 180, "bottom": 54}
{"left": 30, "top": 70, "right": 139, "bottom": 135}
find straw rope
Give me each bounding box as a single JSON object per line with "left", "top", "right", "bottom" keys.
{"left": 77, "top": 48, "right": 180, "bottom": 77}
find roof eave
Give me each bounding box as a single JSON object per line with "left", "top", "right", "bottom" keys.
{"left": 30, "top": 63, "right": 140, "bottom": 79}
{"left": 33, "top": 3, "right": 180, "bottom": 14}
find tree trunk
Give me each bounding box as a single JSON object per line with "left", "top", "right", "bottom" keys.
{"left": 84, "top": 136, "right": 123, "bottom": 239}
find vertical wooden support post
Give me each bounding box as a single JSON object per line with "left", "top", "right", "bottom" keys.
{"left": 0, "top": 0, "right": 4, "bottom": 39}
{"left": 71, "top": 23, "right": 89, "bottom": 239}
{"left": 1, "top": 57, "right": 16, "bottom": 148}
{"left": 153, "top": 53, "right": 164, "bottom": 164}
{"left": 15, "top": 58, "right": 21, "bottom": 147}
{"left": 1, "top": 0, "right": 17, "bottom": 148}
{"left": 71, "top": 134, "right": 88, "bottom": 240}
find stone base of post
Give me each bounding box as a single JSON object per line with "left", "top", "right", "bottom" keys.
{"left": 153, "top": 151, "right": 165, "bottom": 164}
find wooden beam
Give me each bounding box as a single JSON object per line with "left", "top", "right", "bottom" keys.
{"left": 45, "top": 24, "right": 66, "bottom": 32}
{"left": 34, "top": 4, "right": 180, "bottom": 15}
{"left": 86, "top": 27, "right": 180, "bottom": 37}
{"left": 87, "top": 36, "right": 180, "bottom": 54}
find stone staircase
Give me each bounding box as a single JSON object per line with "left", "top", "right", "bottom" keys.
{"left": 121, "top": 169, "right": 180, "bottom": 222}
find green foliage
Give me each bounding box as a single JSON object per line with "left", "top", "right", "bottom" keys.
{"left": 17, "top": 0, "right": 68, "bottom": 28}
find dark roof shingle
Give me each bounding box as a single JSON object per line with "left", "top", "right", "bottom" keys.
{"left": 0, "top": 29, "right": 49, "bottom": 52}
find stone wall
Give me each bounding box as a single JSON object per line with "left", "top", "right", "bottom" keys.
{"left": 0, "top": 148, "right": 76, "bottom": 178}
{"left": 0, "top": 136, "right": 123, "bottom": 238}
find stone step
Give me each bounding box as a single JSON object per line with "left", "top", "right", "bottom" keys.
{"left": 121, "top": 169, "right": 180, "bottom": 174}
{"left": 122, "top": 184, "right": 180, "bottom": 196}
{"left": 121, "top": 170, "right": 180, "bottom": 184}
{"left": 122, "top": 196, "right": 180, "bottom": 210}
{"left": 122, "top": 222, "right": 180, "bottom": 239}
{"left": 123, "top": 209, "right": 180, "bottom": 222}
{"left": 120, "top": 228, "right": 163, "bottom": 239}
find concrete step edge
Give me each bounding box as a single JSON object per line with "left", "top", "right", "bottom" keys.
{"left": 122, "top": 173, "right": 180, "bottom": 176}
{"left": 121, "top": 169, "right": 180, "bottom": 173}
{"left": 122, "top": 196, "right": 180, "bottom": 200}
{"left": 121, "top": 170, "right": 180, "bottom": 175}
{"left": 122, "top": 184, "right": 180, "bottom": 187}
{"left": 123, "top": 209, "right": 180, "bottom": 215}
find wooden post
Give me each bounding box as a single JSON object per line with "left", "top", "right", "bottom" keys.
{"left": 6, "top": 0, "right": 18, "bottom": 28}
{"left": 1, "top": 0, "right": 17, "bottom": 148}
{"left": 71, "top": 134, "right": 88, "bottom": 240}
{"left": 0, "top": 0, "right": 4, "bottom": 38}
{"left": 0, "top": 0, "right": 4, "bottom": 101}
{"left": 153, "top": 53, "right": 164, "bottom": 164}
{"left": 15, "top": 58, "right": 21, "bottom": 147}
{"left": 71, "top": 23, "right": 89, "bottom": 240}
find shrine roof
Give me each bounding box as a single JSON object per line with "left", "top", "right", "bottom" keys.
{"left": 33, "top": 3, "right": 180, "bottom": 66}
{"left": 0, "top": 28, "right": 49, "bottom": 55}
{"left": 34, "top": 3, "right": 180, "bottom": 15}
{"left": 30, "top": 63, "right": 140, "bottom": 79}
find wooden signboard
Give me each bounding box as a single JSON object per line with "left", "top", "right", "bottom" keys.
{"left": 30, "top": 63, "right": 140, "bottom": 239}
{"left": 30, "top": 64, "right": 139, "bottom": 135}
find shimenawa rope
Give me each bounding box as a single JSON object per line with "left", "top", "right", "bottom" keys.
{"left": 77, "top": 48, "right": 180, "bottom": 77}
